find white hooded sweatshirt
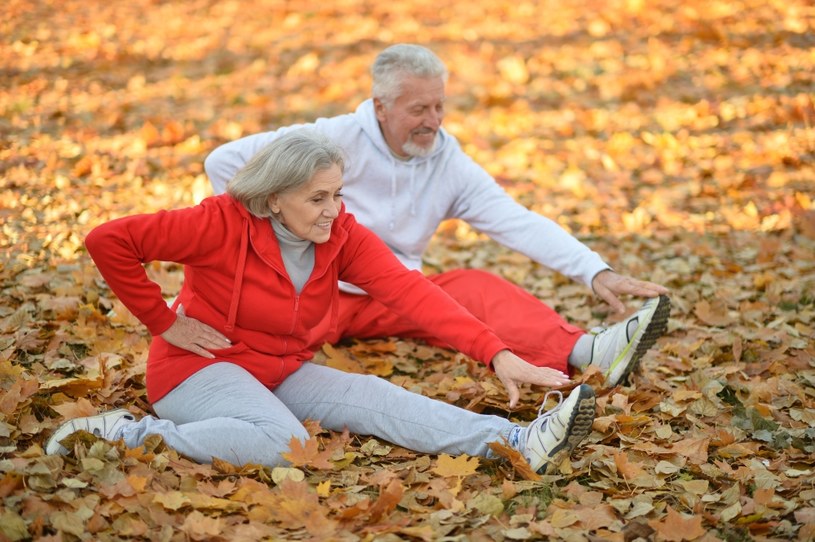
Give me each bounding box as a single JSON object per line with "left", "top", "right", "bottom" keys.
{"left": 205, "top": 99, "right": 610, "bottom": 294}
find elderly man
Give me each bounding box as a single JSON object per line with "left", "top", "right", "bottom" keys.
{"left": 204, "top": 44, "right": 670, "bottom": 398}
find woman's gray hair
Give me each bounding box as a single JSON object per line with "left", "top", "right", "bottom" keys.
{"left": 227, "top": 129, "right": 345, "bottom": 218}
{"left": 371, "top": 44, "right": 448, "bottom": 107}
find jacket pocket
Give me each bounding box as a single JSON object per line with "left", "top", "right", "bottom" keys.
{"left": 208, "top": 341, "right": 250, "bottom": 359}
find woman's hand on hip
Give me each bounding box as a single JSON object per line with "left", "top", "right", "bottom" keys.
{"left": 160, "top": 311, "right": 232, "bottom": 359}
{"left": 491, "top": 350, "right": 570, "bottom": 409}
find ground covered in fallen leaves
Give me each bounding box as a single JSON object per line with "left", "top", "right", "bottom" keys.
{"left": 2, "top": 0, "right": 814, "bottom": 540}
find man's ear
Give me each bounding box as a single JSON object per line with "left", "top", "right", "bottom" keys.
{"left": 373, "top": 98, "right": 387, "bottom": 122}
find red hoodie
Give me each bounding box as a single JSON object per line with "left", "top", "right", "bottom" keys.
{"left": 85, "top": 195, "right": 508, "bottom": 403}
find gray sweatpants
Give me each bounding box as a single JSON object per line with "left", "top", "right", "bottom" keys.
{"left": 119, "top": 362, "right": 516, "bottom": 467}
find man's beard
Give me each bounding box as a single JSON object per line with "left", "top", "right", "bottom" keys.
{"left": 402, "top": 133, "right": 438, "bottom": 157}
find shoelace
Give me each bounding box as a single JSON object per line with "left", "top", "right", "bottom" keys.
{"left": 537, "top": 389, "right": 565, "bottom": 420}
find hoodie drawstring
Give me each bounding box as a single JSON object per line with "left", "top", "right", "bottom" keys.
{"left": 225, "top": 217, "right": 249, "bottom": 332}
{"left": 388, "top": 157, "right": 418, "bottom": 230}
{"left": 409, "top": 162, "right": 417, "bottom": 217}
{"left": 389, "top": 156, "right": 397, "bottom": 231}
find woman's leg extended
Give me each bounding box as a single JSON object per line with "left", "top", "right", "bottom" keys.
{"left": 274, "top": 362, "right": 515, "bottom": 458}
{"left": 334, "top": 269, "right": 583, "bottom": 372}
{"left": 121, "top": 362, "right": 309, "bottom": 467}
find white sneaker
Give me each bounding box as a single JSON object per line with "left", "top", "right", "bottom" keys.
{"left": 590, "top": 295, "right": 671, "bottom": 387}
{"left": 45, "top": 408, "right": 137, "bottom": 455}
{"left": 522, "top": 384, "right": 596, "bottom": 474}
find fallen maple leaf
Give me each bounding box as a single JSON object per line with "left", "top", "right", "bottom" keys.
{"left": 432, "top": 453, "right": 480, "bottom": 477}
{"left": 648, "top": 507, "right": 707, "bottom": 541}
{"left": 281, "top": 436, "right": 334, "bottom": 470}
{"left": 368, "top": 479, "right": 404, "bottom": 522}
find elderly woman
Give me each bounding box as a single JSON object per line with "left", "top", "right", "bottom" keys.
{"left": 46, "top": 130, "right": 596, "bottom": 475}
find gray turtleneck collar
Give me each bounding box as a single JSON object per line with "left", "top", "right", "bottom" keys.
{"left": 271, "top": 218, "right": 315, "bottom": 294}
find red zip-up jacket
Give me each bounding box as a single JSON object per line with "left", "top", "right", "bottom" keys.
{"left": 85, "top": 195, "right": 509, "bottom": 403}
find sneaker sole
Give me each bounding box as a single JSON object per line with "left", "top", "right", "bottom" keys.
{"left": 608, "top": 295, "right": 671, "bottom": 386}
{"left": 539, "top": 384, "right": 596, "bottom": 474}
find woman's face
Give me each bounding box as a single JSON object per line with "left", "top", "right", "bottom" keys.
{"left": 268, "top": 164, "right": 343, "bottom": 243}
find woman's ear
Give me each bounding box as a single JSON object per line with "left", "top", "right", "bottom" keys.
{"left": 267, "top": 194, "right": 280, "bottom": 214}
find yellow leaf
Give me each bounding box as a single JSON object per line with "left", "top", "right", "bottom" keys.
{"left": 271, "top": 467, "right": 305, "bottom": 485}
{"left": 153, "top": 490, "right": 191, "bottom": 511}
{"left": 322, "top": 343, "right": 364, "bottom": 374}
{"left": 126, "top": 474, "right": 148, "bottom": 492}
{"left": 550, "top": 508, "right": 579, "bottom": 528}
{"left": 431, "top": 453, "right": 479, "bottom": 478}
{"left": 316, "top": 480, "right": 331, "bottom": 497}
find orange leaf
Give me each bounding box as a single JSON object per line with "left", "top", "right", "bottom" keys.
{"left": 322, "top": 343, "right": 364, "bottom": 374}
{"left": 614, "top": 451, "right": 646, "bottom": 480}
{"left": 368, "top": 479, "right": 404, "bottom": 522}
{"left": 281, "top": 436, "right": 334, "bottom": 470}
{"left": 488, "top": 440, "right": 541, "bottom": 481}
{"left": 139, "top": 121, "right": 162, "bottom": 148}
{"left": 648, "top": 507, "right": 707, "bottom": 541}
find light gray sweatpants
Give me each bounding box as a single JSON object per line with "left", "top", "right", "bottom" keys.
{"left": 119, "top": 362, "right": 516, "bottom": 467}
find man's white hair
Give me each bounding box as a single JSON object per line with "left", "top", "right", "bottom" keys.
{"left": 371, "top": 44, "right": 448, "bottom": 107}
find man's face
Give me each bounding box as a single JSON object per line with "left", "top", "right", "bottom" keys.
{"left": 374, "top": 75, "right": 445, "bottom": 158}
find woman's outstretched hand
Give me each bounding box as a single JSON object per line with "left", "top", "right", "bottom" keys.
{"left": 491, "top": 350, "right": 571, "bottom": 409}
{"left": 160, "top": 311, "right": 232, "bottom": 359}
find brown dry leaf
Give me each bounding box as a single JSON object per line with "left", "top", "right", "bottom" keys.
{"left": 488, "top": 441, "right": 541, "bottom": 481}
{"left": 648, "top": 507, "right": 707, "bottom": 541}
{"left": 180, "top": 510, "right": 223, "bottom": 541}
{"left": 614, "top": 451, "right": 647, "bottom": 480}
{"left": 274, "top": 479, "right": 338, "bottom": 537}
{"left": 368, "top": 479, "right": 404, "bottom": 522}
{"left": 50, "top": 398, "right": 98, "bottom": 420}
{"left": 694, "top": 300, "right": 736, "bottom": 327}
{"left": 573, "top": 504, "right": 620, "bottom": 531}
{"left": 0, "top": 377, "right": 39, "bottom": 416}
{"left": 670, "top": 437, "right": 710, "bottom": 465}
